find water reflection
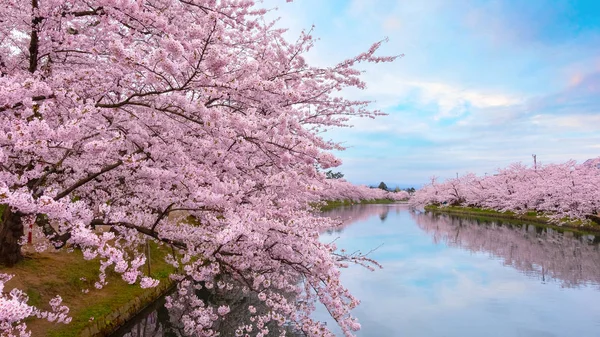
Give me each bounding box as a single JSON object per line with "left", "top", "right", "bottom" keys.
{"left": 112, "top": 278, "right": 303, "bottom": 337}
{"left": 316, "top": 205, "right": 600, "bottom": 337}
{"left": 412, "top": 212, "right": 600, "bottom": 288}
{"left": 114, "top": 297, "right": 169, "bottom": 337}
{"left": 113, "top": 204, "right": 600, "bottom": 337}
{"left": 322, "top": 204, "right": 401, "bottom": 226}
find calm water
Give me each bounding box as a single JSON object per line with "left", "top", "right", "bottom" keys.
{"left": 113, "top": 204, "right": 600, "bottom": 337}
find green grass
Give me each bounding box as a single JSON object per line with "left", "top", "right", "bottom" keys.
{"left": 0, "top": 241, "right": 176, "bottom": 337}
{"left": 25, "top": 288, "right": 42, "bottom": 307}
{"left": 48, "top": 283, "right": 147, "bottom": 337}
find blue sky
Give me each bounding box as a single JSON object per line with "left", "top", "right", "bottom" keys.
{"left": 264, "top": 0, "right": 600, "bottom": 187}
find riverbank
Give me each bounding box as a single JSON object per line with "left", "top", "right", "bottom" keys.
{"left": 319, "top": 198, "right": 405, "bottom": 211}
{"left": 0, "top": 242, "right": 176, "bottom": 337}
{"left": 424, "top": 205, "right": 600, "bottom": 235}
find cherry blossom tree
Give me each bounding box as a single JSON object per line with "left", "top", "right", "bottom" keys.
{"left": 0, "top": 0, "right": 399, "bottom": 335}
{"left": 410, "top": 158, "right": 600, "bottom": 221}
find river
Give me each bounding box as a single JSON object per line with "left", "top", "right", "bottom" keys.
{"left": 111, "top": 204, "right": 600, "bottom": 337}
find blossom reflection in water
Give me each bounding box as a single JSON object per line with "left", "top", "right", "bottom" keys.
{"left": 115, "top": 204, "right": 600, "bottom": 337}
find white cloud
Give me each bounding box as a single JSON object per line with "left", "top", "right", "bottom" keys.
{"left": 258, "top": 0, "right": 600, "bottom": 186}
{"left": 383, "top": 16, "right": 401, "bottom": 31}
{"left": 406, "top": 80, "right": 522, "bottom": 119}
{"left": 530, "top": 114, "right": 600, "bottom": 131}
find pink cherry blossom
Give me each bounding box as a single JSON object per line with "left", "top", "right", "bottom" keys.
{"left": 0, "top": 0, "right": 398, "bottom": 335}
{"left": 411, "top": 158, "right": 600, "bottom": 221}
{"left": 217, "top": 305, "right": 230, "bottom": 316}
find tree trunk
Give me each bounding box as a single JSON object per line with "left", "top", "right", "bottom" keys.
{"left": 0, "top": 205, "right": 25, "bottom": 266}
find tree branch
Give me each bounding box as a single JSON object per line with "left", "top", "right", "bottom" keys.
{"left": 28, "top": 0, "right": 41, "bottom": 74}
{"left": 0, "top": 94, "right": 56, "bottom": 113}
{"left": 109, "top": 221, "right": 187, "bottom": 249}
{"left": 53, "top": 160, "right": 123, "bottom": 201}
{"left": 151, "top": 203, "right": 175, "bottom": 231}
{"left": 63, "top": 7, "right": 105, "bottom": 17}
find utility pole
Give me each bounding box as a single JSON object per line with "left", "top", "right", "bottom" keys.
{"left": 532, "top": 154, "right": 537, "bottom": 170}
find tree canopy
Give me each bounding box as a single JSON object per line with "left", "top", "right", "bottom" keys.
{"left": 0, "top": 0, "right": 398, "bottom": 336}
{"left": 410, "top": 159, "right": 600, "bottom": 221}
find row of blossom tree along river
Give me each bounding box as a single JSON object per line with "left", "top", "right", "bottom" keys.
{"left": 0, "top": 0, "right": 410, "bottom": 336}
{"left": 410, "top": 158, "right": 600, "bottom": 222}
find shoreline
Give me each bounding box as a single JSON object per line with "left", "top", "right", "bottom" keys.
{"left": 0, "top": 243, "right": 176, "bottom": 337}
{"left": 80, "top": 279, "right": 176, "bottom": 337}
{"left": 424, "top": 205, "right": 600, "bottom": 235}
{"left": 319, "top": 198, "right": 407, "bottom": 211}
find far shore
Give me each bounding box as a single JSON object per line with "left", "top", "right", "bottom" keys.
{"left": 424, "top": 205, "right": 600, "bottom": 235}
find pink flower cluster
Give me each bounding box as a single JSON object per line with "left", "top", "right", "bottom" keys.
{"left": 411, "top": 158, "right": 600, "bottom": 221}
{"left": 0, "top": 0, "right": 398, "bottom": 335}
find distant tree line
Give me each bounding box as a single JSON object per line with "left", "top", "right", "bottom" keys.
{"left": 323, "top": 173, "right": 415, "bottom": 195}
{"left": 325, "top": 170, "right": 345, "bottom": 179}
{"left": 371, "top": 182, "right": 415, "bottom": 194}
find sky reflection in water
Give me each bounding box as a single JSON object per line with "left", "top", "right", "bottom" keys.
{"left": 316, "top": 204, "right": 600, "bottom": 337}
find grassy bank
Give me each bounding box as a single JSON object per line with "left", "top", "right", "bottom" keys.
{"left": 319, "top": 198, "right": 402, "bottom": 211}
{"left": 0, "top": 242, "right": 175, "bottom": 337}
{"left": 424, "top": 205, "right": 600, "bottom": 235}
